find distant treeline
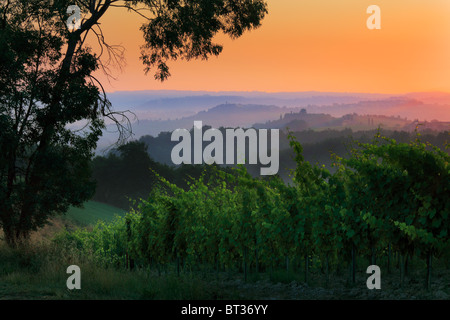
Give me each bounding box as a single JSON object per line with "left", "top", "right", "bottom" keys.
{"left": 138, "top": 128, "right": 448, "bottom": 179}
{"left": 91, "top": 141, "right": 233, "bottom": 209}
{"left": 91, "top": 129, "right": 448, "bottom": 209}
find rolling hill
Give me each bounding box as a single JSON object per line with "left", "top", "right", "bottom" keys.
{"left": 65, "top": 201, "right": 126, "bottom": 226}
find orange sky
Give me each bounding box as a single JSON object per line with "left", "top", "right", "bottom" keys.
{"left": 87, "top": 0, "right": 450, "bottom": 94}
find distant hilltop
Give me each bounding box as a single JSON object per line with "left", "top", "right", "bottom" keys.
{"left": 254, "top": 109, "right": 450, "bottom": 132}
{"left": 104, "top": 90, "right": 450, "bottom": 123}
{"left": 97, "top": 99, "right": 449, "bottom": 151}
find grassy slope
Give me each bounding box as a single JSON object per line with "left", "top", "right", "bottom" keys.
{"left": 65, "top": 201, "right": 126, "bottom": 226}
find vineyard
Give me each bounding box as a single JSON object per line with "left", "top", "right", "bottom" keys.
{"left": 56, "top": 131, "right": 450, "bottom": 292}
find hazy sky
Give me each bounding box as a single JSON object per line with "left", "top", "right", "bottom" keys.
{"left": 88, "top": 0, "right": 450, "bottom": 94}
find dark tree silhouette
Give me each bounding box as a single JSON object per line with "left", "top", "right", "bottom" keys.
{"left": 0, "top": 0, "right": 268, "bottom": 246}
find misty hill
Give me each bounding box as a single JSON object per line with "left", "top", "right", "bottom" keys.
{"left": 105, "top": 90, "right": 450, "bottom": 123}
{"left": 253, "top": 110, "right": 424, "bottom": 132}
{"left": 254, "top": 109, "right": 335, "bottom": 130}
{"left": 97, "top": 96, "right": 449, "bottom": 151}
{"left": 403, "top": 92, "right": 450, "bottom": 105}
{"left": 98, "top": 104, "right": 298, "bottom": 149}
{"left": 306, "top": 98, "right": 450, "bottom": 122}
{"left": 106, "top": 90, "right": 393, "bottom": 121}
{"left": 137, "top": 126, "right": 449, "bottom": 182}
{"left": 130, "top": 106, "right": 449, "bottom": 168}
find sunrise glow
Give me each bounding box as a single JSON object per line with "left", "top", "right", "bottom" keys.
{"left": 87, "top": 0, "right": 450, "bottom": 94}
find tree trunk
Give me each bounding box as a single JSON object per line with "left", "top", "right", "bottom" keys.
{"left": 387, "top": 243, "right": 391, "bottom": 274}
{"left": 351, "top": 244, "right": 356, "bottom": 284}
{"left": 126, "top": 219, "right": 134, "bottom": 271}
{"left": 426, "top": 251, "right": 432, "bottom": 290}
{"left": 243, "top": 247, "right": 248, "bottom": 282}
{"left": 3, "top": 224, "right": 17, "bottom": 248}
{"left": 304, "top": 253, "right": 309, "bottom": 284}
{"left": 336, "top": 255, "right": 341, "bottom": 276}
{"left": 400, "top": 253, "right": 405, "bottom": 287}
{"left": 405, "top": 253, "right": 409, "bottom": 276}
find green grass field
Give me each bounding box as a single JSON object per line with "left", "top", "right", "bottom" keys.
{"left": 65, "top": 201, "right": 126, "bottom": 226}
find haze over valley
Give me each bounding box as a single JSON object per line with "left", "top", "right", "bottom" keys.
{"left": 97, "top": 90, "right": 450, "bottom": 151}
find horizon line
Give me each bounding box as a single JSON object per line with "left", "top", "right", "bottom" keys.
{"left": 105, "top": 89, "right": 450, "bottom": 96}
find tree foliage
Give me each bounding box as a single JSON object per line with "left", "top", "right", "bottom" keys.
{"left": 0, "top": 0, "right": 268, "bottom": 246}
{"left": 59, "top": 131, "right": 449, "bottom": 289}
